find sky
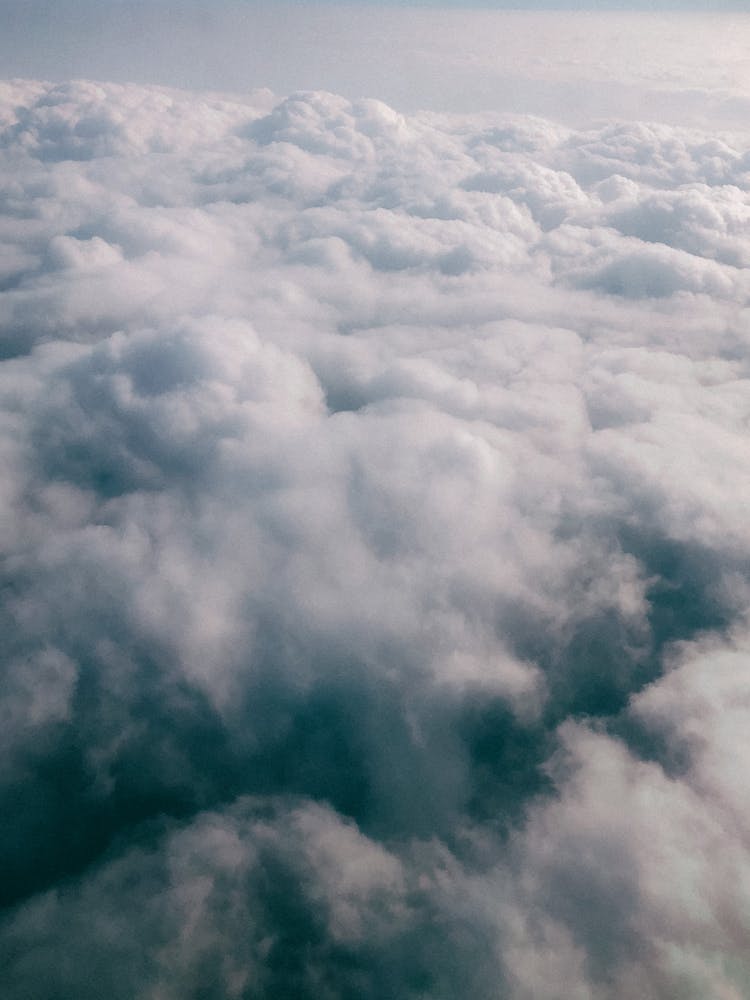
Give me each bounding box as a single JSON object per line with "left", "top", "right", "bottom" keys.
{"left": 2, "top": 4, "right": 750, "bottom": 123}
{"left": 2, "top": 6, "right": 750, "bottom": 1000}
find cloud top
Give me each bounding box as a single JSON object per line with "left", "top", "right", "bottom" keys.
{"left": 1, "top": 78, "right": 750, "bottom": 998}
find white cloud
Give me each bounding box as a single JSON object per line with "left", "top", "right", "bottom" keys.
{"left": 1, "top": 77, "right": 750, "bottom": 997}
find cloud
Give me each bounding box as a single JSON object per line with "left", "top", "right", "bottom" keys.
{"left": 497, "top": 630, "right": 750, "bottom": 999}
{"left": 1, "top": 78, "right": 750, "bottom": 997}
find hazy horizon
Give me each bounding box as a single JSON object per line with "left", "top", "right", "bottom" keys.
{"left": 2, "top": 6, "right": 750, "bottom": 126}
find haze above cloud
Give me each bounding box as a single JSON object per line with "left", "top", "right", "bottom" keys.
{"left": 2, "top": 4, "right": 750, "bottom": 124}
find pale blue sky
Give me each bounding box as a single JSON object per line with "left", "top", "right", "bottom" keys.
{"left": 1, "top": 2, "right": 748, "bottom": 122}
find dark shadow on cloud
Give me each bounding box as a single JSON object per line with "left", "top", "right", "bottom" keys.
{"left": 459, "top": 698, "right": 554, "bottom": 832}
{"left": 0, "top": 640, "right": 236, "bottom": 910}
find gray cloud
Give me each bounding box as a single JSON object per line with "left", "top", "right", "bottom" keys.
{"left": 1, "top": 78, "right": 750, "bottom": 997}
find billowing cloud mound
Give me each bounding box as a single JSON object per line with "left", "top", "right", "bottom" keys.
{"left": 2, "top": 79, "right": 750, "bottom": 999}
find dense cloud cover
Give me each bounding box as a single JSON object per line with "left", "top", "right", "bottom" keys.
{"left": 2, "top": 78, "right": 750, "bottom": 998}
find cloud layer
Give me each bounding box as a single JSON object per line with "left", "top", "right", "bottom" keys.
{"left": 2, "top": 78, "right": 750, "bottom": 998}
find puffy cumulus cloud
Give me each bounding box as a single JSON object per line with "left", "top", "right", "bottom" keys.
{"left": 494, "top": 631, "right": 750, "bottom": 1000}
{"left": 1, "top": 78, "right": 750, "bottom": 998}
